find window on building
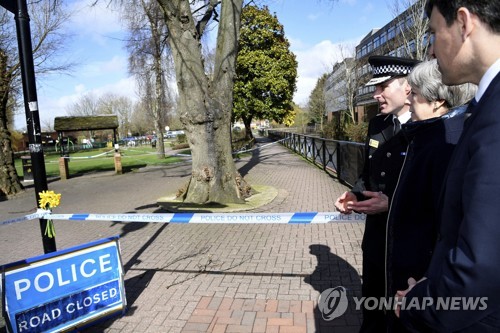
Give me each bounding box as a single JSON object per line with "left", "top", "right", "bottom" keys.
{"left": 380, "top": 32, "right": 387, "bottom": 45}
{"left": 409, "top": 40, "right": 416, "bottom": 52}
{"left": 397, "top": 21, "right": 405, "bottom": 34}
{"left": 406, "top": 16, "right": 413, "bottom": 29}
{"left": 388, "top": 26, "right": 396, "bottom": 40}
{"left": 396, "top": 46, "right": 402, "bottom": 57}
{"left": 358, "top": 85, "right": 375, "bottom": 96}
{"left": 373, "top": 37, "right": 380, "bottom": 49}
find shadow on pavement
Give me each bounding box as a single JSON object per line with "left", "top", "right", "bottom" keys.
{"left": 238, "top": 137, "right": 290, "bottom": 178}
{"left": 304, "top": 244, "right": 362, "bottom": 332}
{"left": 85, "top": 223, "right": 170, "bottom": 332}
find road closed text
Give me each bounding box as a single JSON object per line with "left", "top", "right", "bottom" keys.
{"left": 15, "top": 280, "right": 120, "bottom": 332}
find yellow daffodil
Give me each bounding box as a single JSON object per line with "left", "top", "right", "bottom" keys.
{"left": 38, "top": 190, "right": 61, "bottom": 238}
{"left": 38, "top": 190, "right": 61, "bottom": 209}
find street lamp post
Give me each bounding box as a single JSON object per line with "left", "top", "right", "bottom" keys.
{"left": 1, "top": 0, "right": 57, "bottom": 253}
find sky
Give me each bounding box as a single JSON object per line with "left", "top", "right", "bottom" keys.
{"left": 13, "top": 0, "right": 395, "bottom": 130}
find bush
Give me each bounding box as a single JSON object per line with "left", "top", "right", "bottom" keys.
{"left": 172, "top": 143, "right": 190, "bottom": 150}
{"left": 344, "top": 122, "right": 369, "bottom": 143}
{"left": 232, "top": 128, "right": 246, "bottom": 141}
{"left": 176, "top": 134, "right": 187, "bottom": 144}
{"left": 321, "top": 119, "right": 346, "bottom": 140}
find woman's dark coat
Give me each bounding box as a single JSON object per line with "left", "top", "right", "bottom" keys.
{"left": 385, "top": 107, "right": 466, "bottom": 332}
{"left": 386, "top": 107, "right": 467, "bottom": 299}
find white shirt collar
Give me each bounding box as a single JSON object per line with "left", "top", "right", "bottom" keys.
{"left": 477, "top": 58, "right": 500, "bottom": 102}
{"left": 397, "top": 111, "right": 412, "bottom": 124}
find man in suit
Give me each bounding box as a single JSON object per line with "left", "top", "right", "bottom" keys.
{"left": 335, "top": 55, "right": 419, "bottom": 332}
{"left": 397, "top": 1, "right": 500, "bottom": 331}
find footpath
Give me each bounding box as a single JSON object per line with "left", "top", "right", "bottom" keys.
{"left": 0, "top": 137, "right": 363, "bottom": 333}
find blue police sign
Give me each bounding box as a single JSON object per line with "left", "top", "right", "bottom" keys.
{"left": 1, "top": 237, "right": 126, "bottom": 332}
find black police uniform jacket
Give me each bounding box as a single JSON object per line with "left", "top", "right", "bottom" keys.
{"left": 401, "top": 72, "right": 500, "bottom": 332}
{"left": 351, "top": 114, "right": 407, "bottom": 267}
{"left": 385, "top": 107, "right": 466, "bottom": 303}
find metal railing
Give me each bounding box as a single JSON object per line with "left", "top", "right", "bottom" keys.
{"left": 267, "top": 130, "right": 365, "bottom": 187}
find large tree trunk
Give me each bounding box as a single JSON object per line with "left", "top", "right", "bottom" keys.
{"left": 161, "top": 0, "right": 250, "bottom": 204}
{"left": 0, "top": 50, "right": 23, "bottom": 198}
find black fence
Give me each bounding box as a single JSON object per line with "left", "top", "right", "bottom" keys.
{"left": 267, "top": 130, "right": 365, "bottom": 187}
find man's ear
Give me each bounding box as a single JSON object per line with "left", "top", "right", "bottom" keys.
{"left": 456, "top": 7, "right": 474, "bottom": 42}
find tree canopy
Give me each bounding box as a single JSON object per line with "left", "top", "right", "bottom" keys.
{"left": 308, "top": 73, "right": 327, "bottom": 128}
{"left": 232, "top": 5, "right": 297, "bottom": 138}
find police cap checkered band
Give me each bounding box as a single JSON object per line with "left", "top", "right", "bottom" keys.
{"left": 365, "top": 56, "right": 420, "bottom": 86}
{"left": 372, "top": 64, "right": 412, "bottom": 75}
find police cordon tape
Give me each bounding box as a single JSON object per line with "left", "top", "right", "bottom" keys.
{"left": 1, "top": 211, "right": 365, "bottom": 226}
{"left": 0, "top": 209, "right": 47, "bottom": 226}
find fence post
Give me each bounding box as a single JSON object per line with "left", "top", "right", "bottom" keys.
{"left": 337, "top": 142, "right": 342, "bottom": 181}
{"left": 322, "top": 140, "right": 326, "bottom": 171}
{"left": 114, "top": 151, "right": 122, "bottom": 174}
{"left": 311, "top": 137, "right": 315, "bottom": 164}
{"left": 303, "top": 135, "right": 307, "bottom": 158}
{"left": 299, "top": 134, "right": 302, "bottom": 155}
{"left": 59, "top": 157, "right": 69, "bottom": 180}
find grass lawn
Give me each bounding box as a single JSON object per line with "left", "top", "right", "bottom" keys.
{"left": 15, "top": 147, "right": 183, "bottom": 178}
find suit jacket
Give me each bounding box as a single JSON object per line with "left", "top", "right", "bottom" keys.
{"left": 352, "top": 114, "right": 407, "bottom": 264}
{"left": 400, "top": 73, "right": 500, "bottom": 332}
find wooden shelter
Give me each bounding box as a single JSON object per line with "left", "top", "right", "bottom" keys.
{"left": 53, "top": 115, "right": 122, "bottom": 178}
{"left": 54, "top": 115, "right": 119, "bottom": 147}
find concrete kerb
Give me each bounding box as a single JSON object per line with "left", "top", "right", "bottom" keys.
{"left": 156, "top": 184, "right": 279, "bottom": 212}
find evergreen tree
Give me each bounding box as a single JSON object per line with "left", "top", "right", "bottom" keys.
{"left": 233, "top": 5, "right": 297, "bottom": 140}
{"left": 308, "top": 74, "right": 327, "bottom": 131}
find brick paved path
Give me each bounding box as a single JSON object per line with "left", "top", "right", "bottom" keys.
{"left": 0, "top": 137, "right": 364, "bottom": 332}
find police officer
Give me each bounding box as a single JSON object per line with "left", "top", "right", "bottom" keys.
{"left": 334, "top": 56, "right": 419, "bottom": 332}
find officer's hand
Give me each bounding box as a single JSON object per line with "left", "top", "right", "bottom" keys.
{"left": 334, "top": 191, "right": 357, "bottom": 214}
{"left": 347, "top": 190, "right": 388, "bottom": 215}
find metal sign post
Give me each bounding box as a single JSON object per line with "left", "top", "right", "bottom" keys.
{"left": 1, "top": 0, "right": 57, "bottom": 253}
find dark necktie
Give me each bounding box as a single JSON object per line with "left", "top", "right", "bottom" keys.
{"left": 467, "top": 98, "right": 477, "bottom": 111}
{"left": 393, "top": 117, "right": 401, "bottom": 135}
{"left": 464, "top": 98, "right": 478, "bottom": 124}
